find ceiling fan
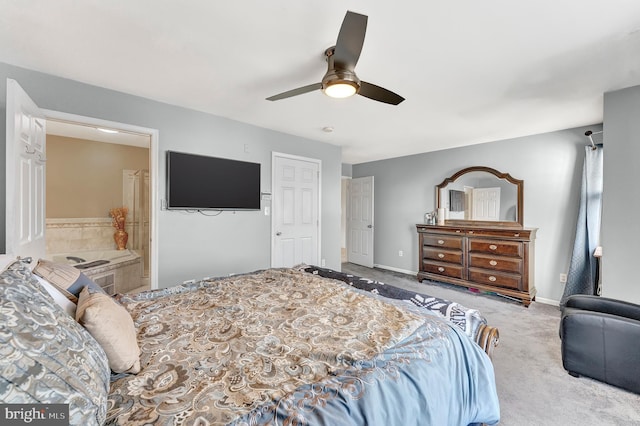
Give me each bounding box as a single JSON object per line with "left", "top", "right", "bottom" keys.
{"left": 266, "top": 11, "right": 405, "bottom": 105}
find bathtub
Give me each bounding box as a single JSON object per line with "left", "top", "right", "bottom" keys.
{"left": 47, "top": 249, "right": 142, "bottom": 295}
{"left": 50, "top": 249, "right": 137, "bottom": 265}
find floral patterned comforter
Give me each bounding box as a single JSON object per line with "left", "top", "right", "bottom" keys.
{"left": 300, "top": 265, "right": 487, "bottom": 341}
{"left": 107, "top": 268, "right": 499, "bottom": 425}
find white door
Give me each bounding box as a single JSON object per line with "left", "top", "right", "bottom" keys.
{"left": 472, "top": 187, "right": 501, "bottom": 221}
{"left": 5, "top": 79, "right": 46, "bottom": 262}
{"left": 272, "top": 154, "right": 320, "bottom": 267}
{"left": 347, "top": 176, "right": 374, "bottom": 267}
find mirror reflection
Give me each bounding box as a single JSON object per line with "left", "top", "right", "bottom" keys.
{"left": 436, "top": 167, "right": 523, "bottom": 226}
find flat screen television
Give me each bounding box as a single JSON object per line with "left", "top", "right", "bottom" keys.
{"left": 166, "top": 151, "right": 261, "bottom": 210}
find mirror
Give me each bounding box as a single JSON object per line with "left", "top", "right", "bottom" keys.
{"left": 436, "top": 166, "right": 524, "bottom": 228}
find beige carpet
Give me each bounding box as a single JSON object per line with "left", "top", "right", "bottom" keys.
{"left": 341, "top": 263, "right": 640, "bottom": 426}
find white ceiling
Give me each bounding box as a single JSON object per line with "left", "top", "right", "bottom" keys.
{"left": 1, "top": 1, "right": 639, "bottom": 164}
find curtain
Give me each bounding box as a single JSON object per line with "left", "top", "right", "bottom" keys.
{"left": 561, "top": 144, "right": 604, "bottom": 306}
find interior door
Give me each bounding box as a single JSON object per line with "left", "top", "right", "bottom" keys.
{"left": 472, "top": 187, "right": 501, "bottom": 221}
{"left": 347, "top": 176, "right": 374, "bottom": 267}
{"left": 272, "top": 154, "right": 320, "bottom": 267}
{"left": 5, "top": 79, "right": 46, "bottom": 262}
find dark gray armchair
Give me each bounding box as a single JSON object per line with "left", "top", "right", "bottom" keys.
{"left": 560, "top": 294, "right": 640, "bottom": 394}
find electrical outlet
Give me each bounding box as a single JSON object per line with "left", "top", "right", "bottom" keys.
{"left": 321, "top": 259, "right": 326, "bottom": 267}
{"left": 398, "top": 250, "right": 404, "bottom": 257}
{"left": 559, "top": 273, "right": 567, "bottom": 283}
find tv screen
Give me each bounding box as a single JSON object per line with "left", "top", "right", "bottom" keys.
{"left": 166, "top": 151, "right": 261, "bottom": 210}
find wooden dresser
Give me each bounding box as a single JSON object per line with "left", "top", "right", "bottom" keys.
{"left": 416, "top": 224, "right": 537, "bottom": 306}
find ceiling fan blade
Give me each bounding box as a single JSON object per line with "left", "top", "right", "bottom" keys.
{"left": 266, "top": 83, "right": 322, "bottom": 101}
{"left": 333, "top": 11, "right": 367, "bottom": 70}
{"left": 359, "top": 81, "right": 405, "bottom": 105}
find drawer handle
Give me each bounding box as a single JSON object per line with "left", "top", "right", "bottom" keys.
{"left": 438, "top": 253, "right": 445, "bottom": 258}
{"left": 468, "top": 230, "right": 474, "bottom": 234}
{"left": 489, "top": 260, "right": 498, "bottom": 266}
{"left": 489, "top": 276, "right": 497, "bottom": 282}
{"left": 489, "top": 244, "right": 498, "bottom": 250}
{"left": 514, "top": 233, "right": 520, "bottom": 237}
{"left": 456, "top": 230, "right": 461, "bottom": 233}
{"left": 438, "top": 267, "right": 445, "bottom": 272}
{"left": 438, "top": 239, "right": 445, "bottom": 245}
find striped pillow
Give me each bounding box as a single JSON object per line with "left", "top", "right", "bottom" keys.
{"left": 33, "top": 259, "right": 104, "bottom": 303}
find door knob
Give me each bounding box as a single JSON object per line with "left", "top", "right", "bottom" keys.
{"left": 367, "top": 225, "right": 373, "bottom": 228}
{"left": 276, "top": 232, "right": 282, "bottom": 236}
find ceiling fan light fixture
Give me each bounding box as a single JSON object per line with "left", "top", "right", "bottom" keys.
{"left": 265, "top": 12, "right": 403, "bottom": 105}
{"left": 323, "top": 81, "right": 358, "bottom": 98}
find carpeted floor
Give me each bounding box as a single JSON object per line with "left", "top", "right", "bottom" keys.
{"left": 341, "top": 263, "right": 640, "bottom": 426}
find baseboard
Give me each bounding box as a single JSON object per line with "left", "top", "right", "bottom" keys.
{"left": 534, "top": 296, "right": 560, "bottom": 306}
{"left": 373, "top": 264, "right": 417, "bottom": 276}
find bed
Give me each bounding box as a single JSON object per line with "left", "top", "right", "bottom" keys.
{"left": 0, "top": 260, "right": 500, "bottom": 426}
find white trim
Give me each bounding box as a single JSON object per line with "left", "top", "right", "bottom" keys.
{"left": 271, "top": 152, "right": 322, "bottom": 268}
{"left": 373, "top": 264, "right": 417, "bottom": 276}
{"left": 534, "top": 297, "right": 560, "bottom": 306}
{"left": 5, "top": 79, "right": 16, "bottom": 259}
{"left": 41, "top": 109, "right": 160, "bottom": 290}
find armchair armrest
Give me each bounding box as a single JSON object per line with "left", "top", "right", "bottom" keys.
{"left": 563, "top": 294, "right": 640, "bottom": 322}
{"left": 560, "top": 308, "right": 640, "bottom": 394}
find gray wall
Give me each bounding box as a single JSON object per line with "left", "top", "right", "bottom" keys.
{"left": 352, "top": 127, "right": 597, "bottom": 303}
{"left": 602, "top": 84, "right": 640, "bottom": 304}
{"left": 1, "top": 62, "right": 342, "bottom": 287}
{"left": 341, "top": 163, "right": 352, "bottom": 177}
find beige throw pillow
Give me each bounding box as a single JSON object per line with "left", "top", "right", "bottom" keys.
{"left": 76, "top": 287, "right": 141, "bottom": 374}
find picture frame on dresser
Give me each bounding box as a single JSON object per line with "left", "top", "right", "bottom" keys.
{"left": 417, "top": 166, "right": 537, "bottom": 306}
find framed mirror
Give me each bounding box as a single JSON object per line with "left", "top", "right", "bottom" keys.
{"left": 436, "top": 166, "right": 524, "bottom": 228}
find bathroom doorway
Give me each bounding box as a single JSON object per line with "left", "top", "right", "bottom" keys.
{"left": 43, "top": 113, "right": 157, "bottom": 290}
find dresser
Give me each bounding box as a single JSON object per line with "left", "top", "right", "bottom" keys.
{"left": 416, "top": 224, "right": 537, "bottom": 306}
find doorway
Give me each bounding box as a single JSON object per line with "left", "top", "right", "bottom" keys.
{"left": 345, "top": 176, "right": 374, "bottom": 268}
{"left": 271, "top": 153, "right": 321, "bottom": 268}
{"left": 43, "top": 110, "right": 159, "bottom": 290}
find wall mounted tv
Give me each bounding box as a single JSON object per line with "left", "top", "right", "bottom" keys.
{"left": 166, "top": 151, "right": 261, "bottom": 211}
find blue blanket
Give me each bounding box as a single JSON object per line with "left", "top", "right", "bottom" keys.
{"left": 234, "top": 315, "right": 500, "bottom": 425}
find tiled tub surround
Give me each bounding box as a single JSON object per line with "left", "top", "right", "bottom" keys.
{"left": 46, "top": 217, "right": 143, "bottom": 253}
{"left": 47, "top": 249, "right": 142, "bottom": 295}
{"left": 47, "top": 217, "right": 149, "bottom": 276}
{"left": 46, "top": 218, "right": 143, "bottom": 294}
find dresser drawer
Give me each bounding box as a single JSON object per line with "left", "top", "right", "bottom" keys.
{"left": 422, "top": 235, "right": 463, "bottom": 250}
{"left": 422, "top": 247, "right": 463, "bottom": 265}
{"left": 423, "top": 261, "right": 464, "bottom": 279}
{"left": 468, "top": 239, "right": 522, "bottom": 257}
{"left": 469, "top": 253, "right": 522, "bottom": 274}
{"left": 469, "top": 268, "right": 521, "bottom": 289}
{"left": 466, "top": 229, "right": 531, "bottom": 239}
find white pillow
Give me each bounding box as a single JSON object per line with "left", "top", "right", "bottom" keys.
{"left": 34, "top": 274, "right": 77, "bottom": 317}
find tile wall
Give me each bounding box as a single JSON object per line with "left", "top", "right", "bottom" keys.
{"left": 45, "top": 218, "right": 123, "bottom": 254}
